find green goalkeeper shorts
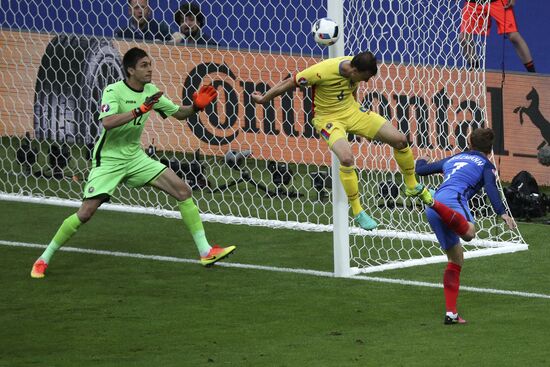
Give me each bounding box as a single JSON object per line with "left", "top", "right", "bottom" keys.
{"left": 83, "top": 153, "right": 167, "bottom": 199}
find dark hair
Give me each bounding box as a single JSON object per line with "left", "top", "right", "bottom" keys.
{"left": 123, "top": 47, "right": 149, "bottom": 76}
{"left": 350, "top": 51, "right": 378, "bottom": 75}
{"left": 175, "top": 2, "right": 205, "bottom": 27}
{"left": 470, "top": 128, "right": 494, "bottom": 154}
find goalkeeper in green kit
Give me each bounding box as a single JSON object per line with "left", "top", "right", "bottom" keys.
{"left": 31, "top": 47, "right": 235, "bottom": 278}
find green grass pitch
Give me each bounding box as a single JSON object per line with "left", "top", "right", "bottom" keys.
{"left": 0, "top": 200, "right": 549, "bottom": 366}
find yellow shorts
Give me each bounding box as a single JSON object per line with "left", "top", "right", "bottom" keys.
{"left": 312, "top": 105, "right": 387, "bottom": 148}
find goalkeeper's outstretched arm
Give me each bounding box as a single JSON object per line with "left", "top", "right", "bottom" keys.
{"left": 102, "top": 91, "right": 164, "bottom": 130}
{"left": 172, "top": 85, "right": 218, "bottom": 120}
{"left": 251, "top": 77, "right": 297, "bottom": 104}
{"left": 171, "top": 105, "right": 198, "bottom": 120}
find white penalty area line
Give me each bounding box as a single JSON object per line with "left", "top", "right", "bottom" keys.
{"left": 2, "top": 239, "right": 549, "bottom": 300}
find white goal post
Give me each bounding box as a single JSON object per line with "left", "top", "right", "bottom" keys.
{"left": 0, "top": 0, "right": 527, "bottom": 276}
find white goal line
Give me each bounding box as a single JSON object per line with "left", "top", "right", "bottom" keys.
{"left": 1, "top": 239, "right": 548, "bottom": 300}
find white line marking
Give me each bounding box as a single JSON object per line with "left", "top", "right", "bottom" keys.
{"left": 3, "top": 240, "right": 549, "bottom": 300}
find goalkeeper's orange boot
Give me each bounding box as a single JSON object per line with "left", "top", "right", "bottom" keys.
{"left": 444, "top": 313, "right": 467, "bottom": 325}
{"left": 200, "top": 245, "right": 236, "bottom": 267}
{"left": 30, "top": 259, "right": 48, "bottom": 278}
{"left": 405, "top": 183, "right": 434, "bottom": 206}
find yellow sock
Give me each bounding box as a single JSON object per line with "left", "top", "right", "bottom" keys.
{"left": 393, "top": 146, "right": 418, "bottom": 189}
{"left": 339, "top": 165, "right": 363, "bottom": 216}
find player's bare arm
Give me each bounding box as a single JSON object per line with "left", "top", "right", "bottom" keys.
{"left": 501, "top": 213, "right": 517, "bottom": 229}
{"left": 251, "top": 77, "right": 297, "bottom": 104}
{"left": 172, "top": 105, "right": 198, "bottom": 120}
{"left": 102, "top": 91, "right": 163, "bottom": 130}
{"left": 102, "top": 111, "right": 141, "bottom": 130}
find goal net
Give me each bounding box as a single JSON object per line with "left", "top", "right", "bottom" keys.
{"left": 343, "top": 0, "right": 526, "bottom": 273}
{"left": 0, "top": 0, "right": 527, "bottom": 274}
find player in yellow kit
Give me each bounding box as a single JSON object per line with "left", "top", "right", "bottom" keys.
{"left": 252, "top": 51, "right": 433, "bottom": 230}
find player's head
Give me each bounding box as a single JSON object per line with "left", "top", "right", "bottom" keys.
{"left": 175, "top": 2, "right": 205, "bottom": 37}
{"left": 123, "top": 47, "right": 152, "bottom": 84}
{"left": 349, "top": 51, "right": 378, "bottom": 82}
{"left": 128, "top": 0, "right": 151, "bottom": 27}
{"left": 469, "top": 128, "right": 494, "bottom": 154}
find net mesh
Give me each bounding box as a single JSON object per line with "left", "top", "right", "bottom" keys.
{"left": 344, "top": 0, "right": 525, "bottom": 271}
{"left": 0, "top": 0, "right": 526, "bottom": 273}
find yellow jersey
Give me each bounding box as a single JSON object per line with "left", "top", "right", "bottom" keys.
{"left": 294, "top": 56, "right": 358, "bottom": 118}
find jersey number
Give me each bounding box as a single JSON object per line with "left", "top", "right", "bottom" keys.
{"left": 133, "top": 115, "right": 144, "bottom": 126}
{"left": 444, "top": 162, "right": 468, "bottom": 182}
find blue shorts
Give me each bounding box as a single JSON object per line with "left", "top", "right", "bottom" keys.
{"left": 426, "top": 190, "right": 473, "bottom": 251}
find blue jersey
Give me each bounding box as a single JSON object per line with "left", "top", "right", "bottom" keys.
{"left": 415, "top": 151, "right": 506, "bottom": 215}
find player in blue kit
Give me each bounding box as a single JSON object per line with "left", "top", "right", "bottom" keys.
{"left": 415, "top": 128, "right": 516, "bottom": 324}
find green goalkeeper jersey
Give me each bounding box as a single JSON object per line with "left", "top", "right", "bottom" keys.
{"left": 93, "top": 80, "right": 180, "bottom": 166}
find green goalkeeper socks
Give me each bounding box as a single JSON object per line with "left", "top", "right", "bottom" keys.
{"left": 40, "top": 213, "right": 82, "bottom": 263}
{"left": 178, "top": 199, "right": 211, "bottom": 256}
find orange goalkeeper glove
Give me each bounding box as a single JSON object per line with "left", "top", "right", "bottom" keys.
{"left": 133, "top": 91, "right": 163, "bottom": 118}
{"left": 192, "top": 85, "right": 217, "bottom": 111}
